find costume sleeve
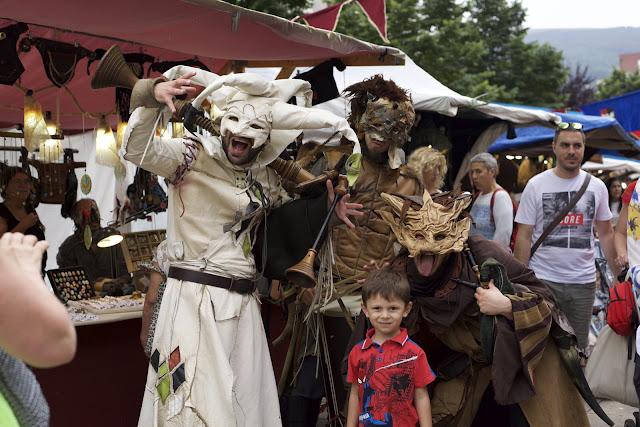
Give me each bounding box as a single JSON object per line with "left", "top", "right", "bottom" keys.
{"left": 346, "top": 346, "right": 359, "bottom": 384}
{"left": 492, "top": 190, "right": 514, "bottom": 248}
{"left": 121, "top": 79, "right": 194, "bottom": 178}
{"left": 514, "top": 179, "right": 537, "bottom": 226}
{"left": 623, "top": 180, "right": 637, "bottom": 205}
{"left": 413, "top": 349, "right": 436, "bottom": 389}
{"left": 469, "top": 236, "right": 557, "bottom": 404}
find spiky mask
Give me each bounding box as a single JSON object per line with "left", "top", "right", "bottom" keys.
{"left": 377, "top": 190, "right": 472, "bottom": 257}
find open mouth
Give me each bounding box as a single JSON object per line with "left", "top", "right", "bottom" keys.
{"left": 415, "top": 253, "right": 436, "bottom": 277}
{"left": 230, "top": 136, "right": 252, "bottom": 156}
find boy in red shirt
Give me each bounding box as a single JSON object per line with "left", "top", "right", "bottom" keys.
{"left": 346, "top": 269, "right": 436, "bottom": 427}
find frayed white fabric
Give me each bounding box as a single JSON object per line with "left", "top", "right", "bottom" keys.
{"left": 138, "top": 280, "right": 281, "bottom": 426}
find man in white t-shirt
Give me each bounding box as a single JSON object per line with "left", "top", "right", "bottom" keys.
{"left": 514, "top": 122, "right": 618, "bottom": 349}
{"left": 468, "top": 152, "right": 514, "bottom": 249}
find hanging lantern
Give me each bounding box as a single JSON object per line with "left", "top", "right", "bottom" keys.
{"left": 95, "top": 115, "right": 119, "bottom": 167}
{"left": 23, "top": 90, "right": 50, "bottom": 152}
{"left": 116, "top": 115, "right": 127, "bottom": 150}
{"left": 44, "top": 111, "right": 60, "bottom": 138}
{"left": 39, "top": 139, "right": 64, "bottom": 163}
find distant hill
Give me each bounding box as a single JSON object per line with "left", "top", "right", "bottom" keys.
{"left": 524, "top": 27, "right": 640, "bottom": 81}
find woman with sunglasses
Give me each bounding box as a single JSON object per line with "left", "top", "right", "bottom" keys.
{"left": 0, "top": 167, "right": 47, "bottom": 273}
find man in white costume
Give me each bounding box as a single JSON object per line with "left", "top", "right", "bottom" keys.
{"left": 122, "top": 68, "right": 362, "bottom": 426}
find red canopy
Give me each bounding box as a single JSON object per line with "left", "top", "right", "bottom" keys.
{"left": 0, "top": 0, "right": 402, "bottom": 131}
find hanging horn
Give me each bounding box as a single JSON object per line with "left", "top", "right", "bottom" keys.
{"left": 90, "top": 45, "right": 316, "bottom": 185}
{"left": 285, "top": 175, "right": 349, "bottom": 288}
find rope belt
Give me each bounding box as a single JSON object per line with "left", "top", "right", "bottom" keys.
{"left": 168, "top": 266, "right": 256, "bottom": 294}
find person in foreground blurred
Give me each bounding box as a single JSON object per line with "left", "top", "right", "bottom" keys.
{"left": 0, "top": 232, "right": 77, "bottom": 426}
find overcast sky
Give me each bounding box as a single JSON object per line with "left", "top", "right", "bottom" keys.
{"left": 520, "top": 0, "right": 640, "bottom": 29}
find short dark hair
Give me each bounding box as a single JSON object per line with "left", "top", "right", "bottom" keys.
{"left": 553, "top": 127, "right": 585, "bottom": 145}
{"left": 362, "top": 269, "right": 411, "bottom": 306}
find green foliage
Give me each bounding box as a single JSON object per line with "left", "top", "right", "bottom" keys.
{"left": 330, "top": 0, "right": 567, "bottom": 108}
{"left": 596, "top": 67, "right": 640, "bottom": 100}
{"left": 225, "top": 0, "right": 311, "bottom": 19}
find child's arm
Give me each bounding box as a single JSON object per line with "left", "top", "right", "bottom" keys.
{"left": 347, "top": 382, "right": 360, "bottom": 427}
{"left": 414, "top": 386, "right": 432, "bottom": 427}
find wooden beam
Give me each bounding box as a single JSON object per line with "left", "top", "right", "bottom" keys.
{"left": 0, "top": 132, "right": 24, "bottom": 139}
{"left": 218, "top": 53, "right": 405, "bottom": 74}
{"left": 276, "top": 67, "right": 296, "bottom": 80}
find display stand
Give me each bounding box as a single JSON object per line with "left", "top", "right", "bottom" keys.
{"left": 121, "top": 229, "right": 166, "bottom": 273}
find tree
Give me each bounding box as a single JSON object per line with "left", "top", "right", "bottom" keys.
{"left": 559, "top": 65, "right": 595, "bottom": 108}
{"left": 330, "top": 0, "right": 567, "bottom": 107}
{"left": 224, "top": 0, "right": 311, "bottom": 19}
{"left": 596, "top": 67, "right": 640, "bottom": 100}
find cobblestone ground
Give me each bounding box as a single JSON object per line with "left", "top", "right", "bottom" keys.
{"left": 588, "top": 399, "right": 637, "bottom": 426}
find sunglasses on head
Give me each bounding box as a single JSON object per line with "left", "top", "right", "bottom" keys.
{"left": 556, "top": 122, "right": 583, "bottom": 130}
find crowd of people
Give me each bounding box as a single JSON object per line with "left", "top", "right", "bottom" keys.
{"left": 1, "top": 67, "right": 636, "bottom": 427}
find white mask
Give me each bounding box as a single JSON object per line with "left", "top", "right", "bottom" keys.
{"left": 220, "top": 101, "right": 272, "bottom": 148}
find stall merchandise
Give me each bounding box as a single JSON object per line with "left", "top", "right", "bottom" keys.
{"left": 121, "top": 228, "right": 165, "bottom": 272}
{"left": 47, "top": 266, "right": 95, "bottom": 302}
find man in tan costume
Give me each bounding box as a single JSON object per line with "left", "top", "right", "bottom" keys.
{"left": 281, "top": 76, "right": 422, "bottom": 425}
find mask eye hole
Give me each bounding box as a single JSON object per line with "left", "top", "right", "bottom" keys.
{"left": 227, "top": 115, "right": 239, "bottom": 122}
{"left": 435, "top": 234, "right": 446, "bottom": 241}
{"left": 415, "top": 233, "right": 425, "bottom": 241}
{"left": 250, "top": 124, "right": 264, "bottom": 130}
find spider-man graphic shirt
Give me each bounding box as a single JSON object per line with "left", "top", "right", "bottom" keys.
{"left": 347, "top": 328, "right": 436, "bottom": 426}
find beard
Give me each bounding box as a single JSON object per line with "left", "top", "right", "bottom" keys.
{"left": 222, "top": 131, "right": 266, "bottom": 167}
{"left": 361, "top": 137, "right": 389, "bottom": 165}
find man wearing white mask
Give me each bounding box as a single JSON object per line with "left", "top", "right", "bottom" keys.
{"left": 121, "top": 67, "right": 363, "bottom": 426}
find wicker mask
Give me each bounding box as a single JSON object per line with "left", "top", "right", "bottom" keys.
{"left": 377, "top": 190, "right": 471, "bottom": 257}
{"left": 359, "top": 98, "right": 415, "bottom": 146}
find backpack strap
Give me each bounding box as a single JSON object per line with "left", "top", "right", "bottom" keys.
{"left": 489, "top": 188, "right": 508, "bottom": 223}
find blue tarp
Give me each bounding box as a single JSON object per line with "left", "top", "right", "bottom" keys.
{"left": 580, "top": 90, "right": 640, "bottom": 138}
{"left": 488, "top": 108, "right": 639, "bottom": 154}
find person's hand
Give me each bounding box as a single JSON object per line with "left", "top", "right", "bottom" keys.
{"left": 474, "top": 280, "right": 513, "bottom": 318}
{"left": 615, "top": 253, "right": 629, "bottom": 269}
{"left": 19, "top": 212, "right": 39, "bottom": 229}
{"left": 153, "top": 71, "right": 198, "bottom": 114}
{"left": 269, "top": 280, "right": 282, "bottom": 302}
{"left": 0, "top": 232, "right": 48, "bottom": 277}
{"left": 327, "top": 179, "right": 363, "bottom": 229}
{"left": 357, "top": 260, "right": 390, "bottom": 284}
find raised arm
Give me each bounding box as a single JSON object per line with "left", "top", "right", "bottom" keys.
{"left": 0, "top": 233, "right": 76, "bottom": 368}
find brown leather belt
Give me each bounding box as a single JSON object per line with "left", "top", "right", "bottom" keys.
{"left": 168, "top": 267, "right": 256, "bottom": 294}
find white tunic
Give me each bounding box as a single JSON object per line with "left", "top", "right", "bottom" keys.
{"left": 123, "top": 105, "right": 286, "bottom": 426}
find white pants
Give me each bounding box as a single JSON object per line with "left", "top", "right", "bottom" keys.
{"left": 138, "top": 278, "right": 281, "bottom": 426}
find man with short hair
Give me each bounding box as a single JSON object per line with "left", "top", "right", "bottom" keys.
{"left": 468, "top": 152, "right": 513, "bottom": 249}
{"left": 514, "top": 122, "right": 618, "bottom": 349}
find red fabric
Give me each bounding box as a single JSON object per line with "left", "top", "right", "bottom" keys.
{"left": 294, "top": 3, "right": 346, "bottom": 32}
{"left": 347, "top": 328, "right": 435, "bottom": 427}
{"left": 606, "top": 280, "right": 638, "bottom": 336}
{"left": 0, "top": 0, "right": 395, "bottom": 132}
{"left": 622, "top": 180, "right": 637, "bottom": 205}
{"left": 355, "top": 0, "right": 388, "bottom": 43}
